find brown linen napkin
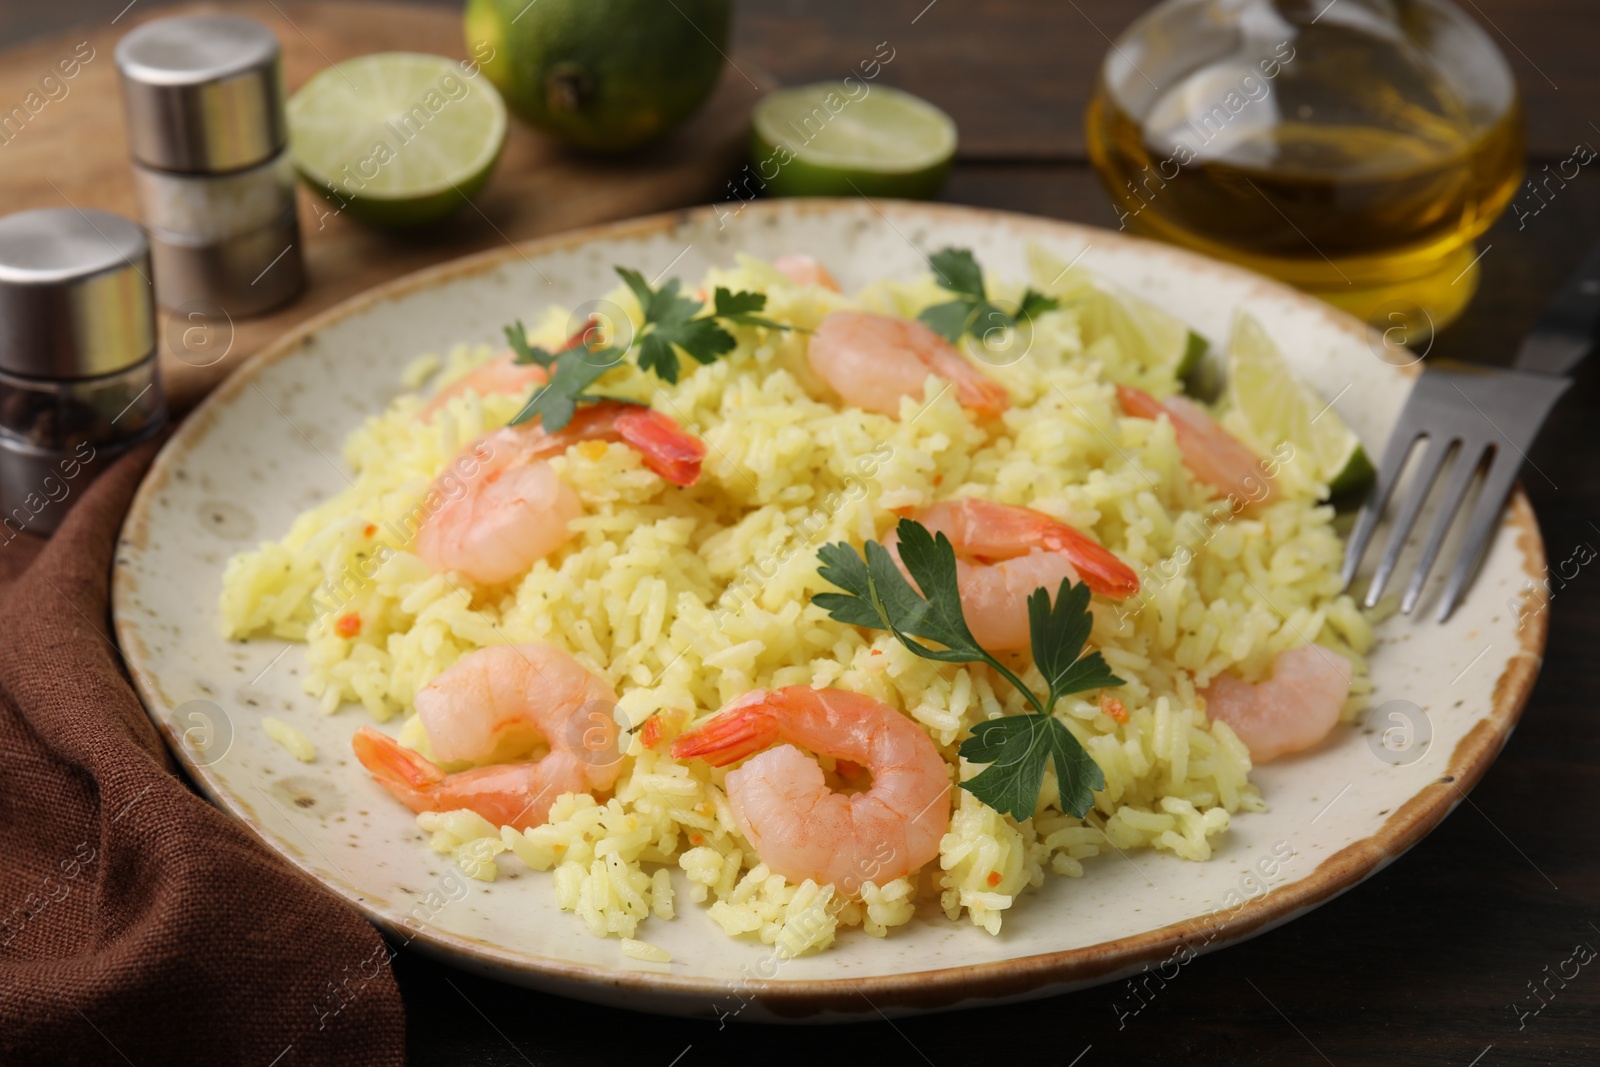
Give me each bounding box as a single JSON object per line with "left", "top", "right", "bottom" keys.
{"left": 0, "top": 439, "right": 405, "bottom": 1066}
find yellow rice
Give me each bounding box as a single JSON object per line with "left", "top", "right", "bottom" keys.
{"left": 219, "top": 250, "right": 1373, "bottom": 956}
{"left": 262, "top": 716, "right": 317, "bottom": 762}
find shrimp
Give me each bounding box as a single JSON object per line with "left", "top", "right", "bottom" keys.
{"left": 807, "top": 310, "right": 1009, "bottom": 419}
{"left": 415, "top": 400, "right": 705, "bottom": 584}
{"left": 773, "top": 254, "right": 841, "bottom": 292}
{"left": 1202, "top": 644, "right": 1352, "bottom": 762}
{"left": 670, "top": 687, "right": 950, "bottom": 894}
{"left": 1117, "top": 384, "right": 1275, "bottom": 506}
{"left": 414, "top": 643, "right": 620, "bottom": 765}
{"left": 418, "top": 317, "right": 599, "bottom": 421}
{"left": 351, "top": 643, "right": 622, "bottom": 829}
{"left": 883, "top": 499, "right": 1139, "bottom": 650}
{"left": 418, "top": 353, "right": 547, "bottom": 421}
{"left": 353, "top": 727, "right": 600, "bottom": 831}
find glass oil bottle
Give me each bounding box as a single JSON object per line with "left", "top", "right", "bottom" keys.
{"left": 1086, "top": 0, "right": 1524, "bottom": 337}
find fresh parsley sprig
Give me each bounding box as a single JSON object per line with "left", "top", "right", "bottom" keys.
{"left": 918, "top": 247, "right": 1059, "bottom": 345}
{"left": 814, "top": 517, "right": 1121, "bottom": 821}
{"left": 506, "top": 267, "right": 789, "bottom": 431}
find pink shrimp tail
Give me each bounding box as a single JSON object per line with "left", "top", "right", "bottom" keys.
{"left": 922, "top": 326, "right": 1010, "bottom": 417}
{"left": 519, "top": 400, "right": 706, "bottom": 486}
{"left": 352, "top": 726, "right": 443, "bottom": 793}
{"left": 1114, "top": 383, "right": 1166, "bottom": 422}
{"left": 1036, "top": 517, "right": 1140, "bottom": 599}
{"left": 670, "top": 692, "right": 781, "bottom": 766}
{"left": 613, "top": 407, "right": 707, "bottom": 487}
{"left": 953, "top": 375, "right": 1011, "bottom": 419}
{"left": 935, "top": 498, "right": 1139, "bottom": 600}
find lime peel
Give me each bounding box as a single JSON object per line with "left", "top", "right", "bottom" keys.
{"left": 1226, "top": 311, "right": 1374, "bottom": 498}
{"left": 752, "top": 83, "right": 956, "bottom": 199}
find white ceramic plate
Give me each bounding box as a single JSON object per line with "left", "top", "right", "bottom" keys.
{"left": 112, "top": 200, "right": 1547, "bottom": 1021}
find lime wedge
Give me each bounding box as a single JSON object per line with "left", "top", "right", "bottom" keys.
{"left": 1025, "top": 243, "right": 1208, "bottom": 388}
{"left": 1226, "top": 312, "right": 1374, "bottom": 497}
{"left": 752, "top": 83, "right": 956, "bottom": 199}
{"left": 288, "top": 52, "right": 507, "bottom": 229}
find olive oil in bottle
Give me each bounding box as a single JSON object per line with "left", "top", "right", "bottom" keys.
{"left": 1086, "top": 0, "right": 1524, "bottom": 335}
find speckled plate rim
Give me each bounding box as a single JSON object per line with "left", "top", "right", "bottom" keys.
{"left": 113, "top": 198, "right": 1548, "bottom": 1017}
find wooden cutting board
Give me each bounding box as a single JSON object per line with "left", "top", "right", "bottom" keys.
{"left": 0, "top": 1, "right": 769, "bottom": 412}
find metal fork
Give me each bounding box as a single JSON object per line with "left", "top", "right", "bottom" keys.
{"left": 1341, "top": 238, "right": 1600, "bottom": 621}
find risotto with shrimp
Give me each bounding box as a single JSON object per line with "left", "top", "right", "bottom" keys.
{"left": 219, "top": 247, "right": 1374, "bottom": 959}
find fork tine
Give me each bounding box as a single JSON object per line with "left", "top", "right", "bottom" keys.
{"left": 1401, "top": 439, "right": 1491, "bottom": 614}
{"left": 1363, "top": 436, "right": 1458, "bottom": 608}
{"left": 1341, "top": 422, "right": 1424, "bottom": 589}
{"left": 1436, "top": 445, "right": 1525, "bottom": 622}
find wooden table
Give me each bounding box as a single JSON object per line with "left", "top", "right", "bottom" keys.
{"left": 7, "top": 2, "right": 1599, "bottom": 1063}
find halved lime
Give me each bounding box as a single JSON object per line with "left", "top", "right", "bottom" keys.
{"left": 1025, "top": 243, "right": 1208, "bottom": 387}
{"left": 1226, "top": 312, "right": 1374, "bottom": 497}
{"left": 752, "top": 83, "right": 956, "bottom": 199}
{"left": 288, "top": 52, "right": 507, "bottom": 229}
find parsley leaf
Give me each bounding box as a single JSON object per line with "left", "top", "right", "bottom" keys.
{"left": 713, "top": 287, "right": 791, "bottom": 331}
{"left": 635, "top": 332, "right": 682, "bottom": 382}
{"left": 1028, "top": 579, "right": 1123, "bottom": 717}
{"left": 816, "top": 534, "right": 985, "bottom": 667}
{"left": 510, "top": 346, "right": 625, "bottom": 431}
{"left": 1016, "top": 289, "right": 1060, "bottom": 325}
{"left": 813, "top": 539, "right": 895, "bottom": 629}
{"left": 917, "top": 247, "right": 1061, "bottom": 345}
{"left": 960, "top": 714, "right": 1105, "bottom": 822}
{"left": 927, "top": 248, "right": 986, "bottom": 299}
{"left": 813, "top": 516, "right": 1123, "bottom": 820}
{"left": 875, "top": 520, "right": 993, "bottom": 663}
{"left": 505, "top": 320, "right": 561, "bottom": 368}
{"left": 614, "top": 267, "right": 672, "bottom": 322}
{"left": 917, "top": 300, "right": 979, "bottom": 345}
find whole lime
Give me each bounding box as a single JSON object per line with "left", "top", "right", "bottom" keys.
{"left": 464, "top": 0, "right": 731, "bottom": 153}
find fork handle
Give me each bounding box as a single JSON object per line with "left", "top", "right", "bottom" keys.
{"left": 1514, "top": 235, "right": 1600, "bottom": 377}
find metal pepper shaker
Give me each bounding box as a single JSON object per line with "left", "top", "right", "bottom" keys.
{"left": 115, "top": 13, "right": 304, "bottom": 318}
{"left": 0, "top": 208, "right": 166, "bottom": 539}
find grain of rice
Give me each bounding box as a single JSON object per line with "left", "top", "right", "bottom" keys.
{"left": 262, "top": 717, "right": 316, "bottom": 762}
{"left": 620, "top": 938, "right": 671, "bottom": 963}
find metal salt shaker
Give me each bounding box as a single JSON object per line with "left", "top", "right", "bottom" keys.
{"left": 115, "top": 13, "right": 304, "bottom": 318}
{"left": 0, "top": 208, "right": 166, "bottom": 539}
